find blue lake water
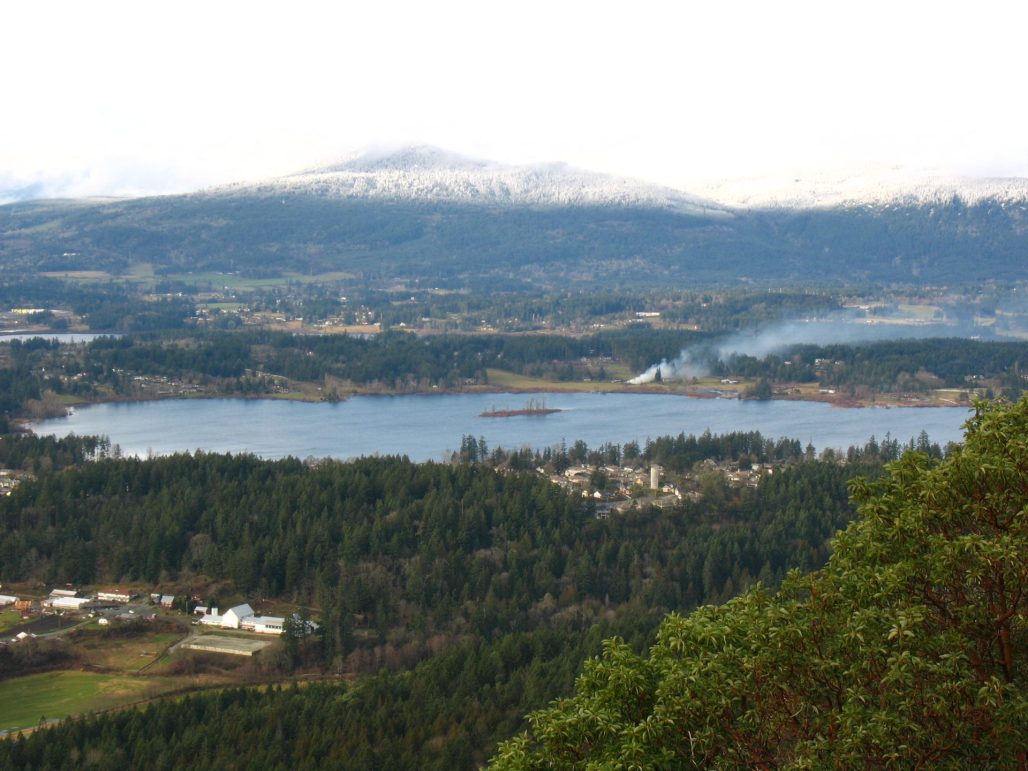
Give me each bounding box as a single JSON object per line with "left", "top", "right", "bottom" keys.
{"left": 31, "top": 393, "right": 973, "bottom": 463}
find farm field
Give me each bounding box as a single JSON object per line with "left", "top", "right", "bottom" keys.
{"left": 73, "top": 627, "right": 185, "bottom": 672}
{"left": 0, "top": 671, "right": 189, "bottom": 734}
{"left": 0, "top": 609, "right": 24, "bottom": 634}
{"left": 485, "top": 367, "right": 638, "bottom": 392}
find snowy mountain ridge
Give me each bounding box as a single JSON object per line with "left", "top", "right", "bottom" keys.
{"left": 208, "top": 147, "right": 1028, "bottom": 213}
{"left": 690, "top": 168, "right": 1028, "bottom": 210}
{"left": 210, "top": 145, "right": 732, "bottom": 217}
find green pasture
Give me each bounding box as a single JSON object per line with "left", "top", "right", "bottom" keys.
{"left": 0, "top": 671, "right": 183, "bottom": 733}
{"left": 485, "top": 368, "right": 626, "bottom": 392}
{"left": 0, "top": 609, "right": 23, "bottom": 634}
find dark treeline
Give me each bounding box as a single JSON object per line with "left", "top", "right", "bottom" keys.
{"left": 0, "top": 433, "right": 112, "bottom": 473}
{"left": 0, "top": 368, "right": 40, "bottom": 432}
{"left": 459, "top": 429, "right": 807, "bottom": 474}
{"left": 461, "top": 428, "right": 924, "bottom": 476}
{"left": 10, "top": 328, "right": 708, "bottom": 397}
{"left": 715, "top": 337, "right": 1028, "bottom": 397}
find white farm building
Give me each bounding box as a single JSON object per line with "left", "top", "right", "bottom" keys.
{"left": 48, "top": 596, "right": 91, "bottom": 610}
{"left": 198, "top": 603, "right": 285, "bottom": 635}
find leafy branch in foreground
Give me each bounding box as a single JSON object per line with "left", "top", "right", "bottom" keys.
{"left": 491, "top": 397, "right": 1028, "bottom": 769}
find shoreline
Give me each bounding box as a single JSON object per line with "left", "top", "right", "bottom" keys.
{"left": 19, "top": 382, "right": 967, "bottom": 431}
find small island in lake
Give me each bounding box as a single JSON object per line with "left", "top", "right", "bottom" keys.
{"left": 480, "top": 398, "right": 563, "bottom": 418}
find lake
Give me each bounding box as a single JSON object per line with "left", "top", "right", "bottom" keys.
{"left": 31, "top": 393, "right": 973, "bottom": 463}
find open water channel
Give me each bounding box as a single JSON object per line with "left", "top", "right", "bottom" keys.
{"left": 32, "top": 393, "right": 973, "bottom": 463}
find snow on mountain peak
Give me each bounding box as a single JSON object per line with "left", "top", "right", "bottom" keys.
{"left": 690, "top": 167, "right": 1028, "bottom": 209}
{"left": 206, "top": 147, "right": 1028, "bottom": 214}
{"left": 221, "top": 145, "right": 730, "bottom": 216}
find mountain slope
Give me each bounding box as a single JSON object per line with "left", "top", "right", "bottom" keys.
{"left": 215, "top": 145, "right": 731, "bottom": 216}
{"left": 1, "top": 147, "right": 1026, "bottom": 288}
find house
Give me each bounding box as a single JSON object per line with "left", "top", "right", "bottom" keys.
{"left": 0, "top": 595, "right": 17, "bottom": 607}
{"left": 222, "top": 604, "right": 254, "bottom": 629}
{"left": 159, "top": 595, "right": 176, "bottom": 609}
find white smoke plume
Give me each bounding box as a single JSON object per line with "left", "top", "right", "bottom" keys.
{"left": 629, "top": 312, "right": 995, "bottom": 385}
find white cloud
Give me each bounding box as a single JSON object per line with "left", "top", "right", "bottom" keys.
{"left": 3, "top": 0, "right": 1028, "bottom": 197}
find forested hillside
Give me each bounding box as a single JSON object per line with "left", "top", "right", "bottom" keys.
{"left": 3, "top": 192, "right": 1027, "bottom": 288}
{"left": 490, "top": 397, "right": 1028, "bottom": 768}
{"left": 0, "top": 428, "right": 892, "bottom": 766}
{"left": 0, "top": 449, "right": 876, "bottom": 669}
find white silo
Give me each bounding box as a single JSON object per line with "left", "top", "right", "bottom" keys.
{"left": 650, "top": 465, "right": 661, "bottom": 490}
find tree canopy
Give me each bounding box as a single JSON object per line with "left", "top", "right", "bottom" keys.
{"left": 491, "top": 397, "right": 1028, "bottom": 769}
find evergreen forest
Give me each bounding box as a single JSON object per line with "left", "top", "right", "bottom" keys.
{"left": 0, "top": 425, "right": 898, "bottom": 767}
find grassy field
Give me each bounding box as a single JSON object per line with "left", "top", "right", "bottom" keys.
{"left": 896, "top": 303, "right": 942, "bottom": 320}
{"left": 75, "top": 628, "right": 185, "bottom": 673}
{"left": 485, "top": 368, "right": 632, "bottom": 392}
{"left": 0, "top": 671, "right": 189, "bottom": 733}
{"left": 0, "top": 609, "right": 24, "bottom": 634}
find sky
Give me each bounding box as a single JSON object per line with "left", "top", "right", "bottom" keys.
{"left": 3, "top": 0, "right": 1028, "bottom": 199}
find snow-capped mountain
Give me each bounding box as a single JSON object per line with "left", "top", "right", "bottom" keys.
{"left": 212, "top": 145, "right": 731, "bottom": 217}
{"left": 4, "top": 145, "right": 1027, "bottom": 289}
{"left": 690, "top": 168, "right": 1028, "bottom": 210}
